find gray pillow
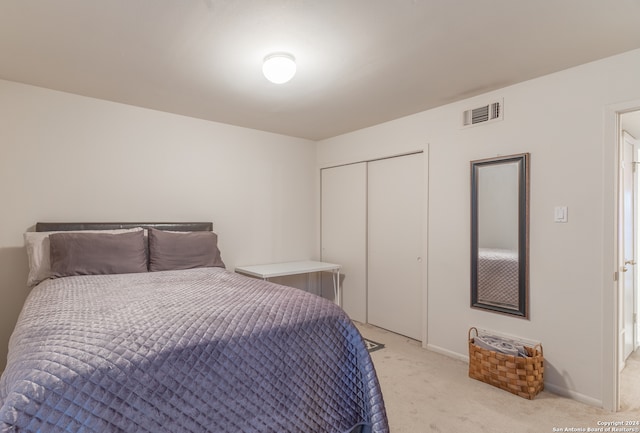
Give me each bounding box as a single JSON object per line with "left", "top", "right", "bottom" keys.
{"left": 50, "top": 231, "right": 148, "bottom": 278}
{"left": 148, "top": 228, "right": 225, "bottom": 272}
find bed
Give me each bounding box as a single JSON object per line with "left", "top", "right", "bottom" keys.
{"left": 0, "top": 222, "right": 388, "bottom": 433}
{"left": 476, "top": 247, "right": 519, "bottom": 309}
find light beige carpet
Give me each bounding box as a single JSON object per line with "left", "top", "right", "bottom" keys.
{"left": 356, "top": 322, "right": 640, "bottom": 433}
{"left": 621, "top": 348, "right": 640, "bottom": 412}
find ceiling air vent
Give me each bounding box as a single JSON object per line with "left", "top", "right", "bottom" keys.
{"left": 462, "top": 99, "right": 503, "bottom": 128}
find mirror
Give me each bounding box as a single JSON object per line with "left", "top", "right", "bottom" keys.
{"left": 471, "top": 153, "right": 530, "bottom": 318}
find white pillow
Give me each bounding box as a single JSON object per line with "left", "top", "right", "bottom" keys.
{"left": 24, "top": 227, "right": 144, "bottom": 288}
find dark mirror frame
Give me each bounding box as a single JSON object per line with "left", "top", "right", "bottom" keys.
{"left": 470, "top": 153, "right": 530, "bottom": 318}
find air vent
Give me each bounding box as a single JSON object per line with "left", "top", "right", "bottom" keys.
{"left": 462, "top": 99, "right": 503, "bottom": 128}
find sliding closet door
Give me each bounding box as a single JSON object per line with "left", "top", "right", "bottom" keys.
{"left": 321, "top": 163, "right": 367, "bottom": 322}
{"left": 367, "top": 153, "right": 423, "bottom": 340}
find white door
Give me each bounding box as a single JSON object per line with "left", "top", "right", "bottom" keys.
{"left": 367, "top": 153, "right": 424, "bottom": 340}
{"left": 321, "top": 163, "right": 367, "bottom": 322}
{"left": 621, "top": 131, "right": 639, "bottom": 365}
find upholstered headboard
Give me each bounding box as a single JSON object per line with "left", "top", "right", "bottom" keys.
{"left": 36, "top": 222, "right": 213, "bottom": 232}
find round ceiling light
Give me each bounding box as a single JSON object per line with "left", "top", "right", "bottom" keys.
{"left": 262, "top": 53, "right": 296, "bottom": 84}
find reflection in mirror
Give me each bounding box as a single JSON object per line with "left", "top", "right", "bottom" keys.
{"left": 471, "top": 153, "right": 529, "bottom": 318}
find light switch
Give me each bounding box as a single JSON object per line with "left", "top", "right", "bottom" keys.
{"left": 554, "top": 206, "right": 568, "bottom": 223}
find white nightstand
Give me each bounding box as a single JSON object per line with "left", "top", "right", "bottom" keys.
{"left": 235, "top": 260, "right": 341, "bottom": 306}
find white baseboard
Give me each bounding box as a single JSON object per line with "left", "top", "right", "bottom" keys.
{"left": 543, "top": 383, "right": 603, "bottom": 408}
{"left": 426, "top": 343, "right": 605, "bottom": 409}
{"left": 426, "top": 343, "right": 469, "bottom": 363}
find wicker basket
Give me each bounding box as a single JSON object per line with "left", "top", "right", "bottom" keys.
{"left": 468, "top": 327, "right": 544, "bottom": 399}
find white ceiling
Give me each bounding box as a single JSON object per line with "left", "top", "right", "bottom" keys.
{"left": 1, "top": 0, "right": 640, "bottom": 140}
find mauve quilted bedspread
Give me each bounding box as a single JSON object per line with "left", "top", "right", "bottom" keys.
{"left": 0, "top": 268, "right": 388, "bottom": 433}
{"left": 477, "top": 248, "right": 519, "bottom": 308}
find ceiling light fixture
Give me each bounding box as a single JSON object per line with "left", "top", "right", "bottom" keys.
{"left": 262, "top": 53, "right": 296, "bottom": 84}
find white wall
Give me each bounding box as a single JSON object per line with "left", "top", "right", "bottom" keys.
{"left": 0, "top": 79, "right": 318, "bottom": 372}
{"left": 477, "top": 161, "right": 519, "bottom": 250}
{"left": 317, "top": 49, "right": 640, "bottom": 407}
{"left": 4, "top": 48, "right": 640, "bottom": 408}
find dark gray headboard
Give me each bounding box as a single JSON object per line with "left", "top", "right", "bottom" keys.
{"left": 35, "top": 222, "right": 213, "bottom": 232}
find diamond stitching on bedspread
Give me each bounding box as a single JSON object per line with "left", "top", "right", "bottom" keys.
{"left": 0, "top": 268, "right": 387, "bottom": 433}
